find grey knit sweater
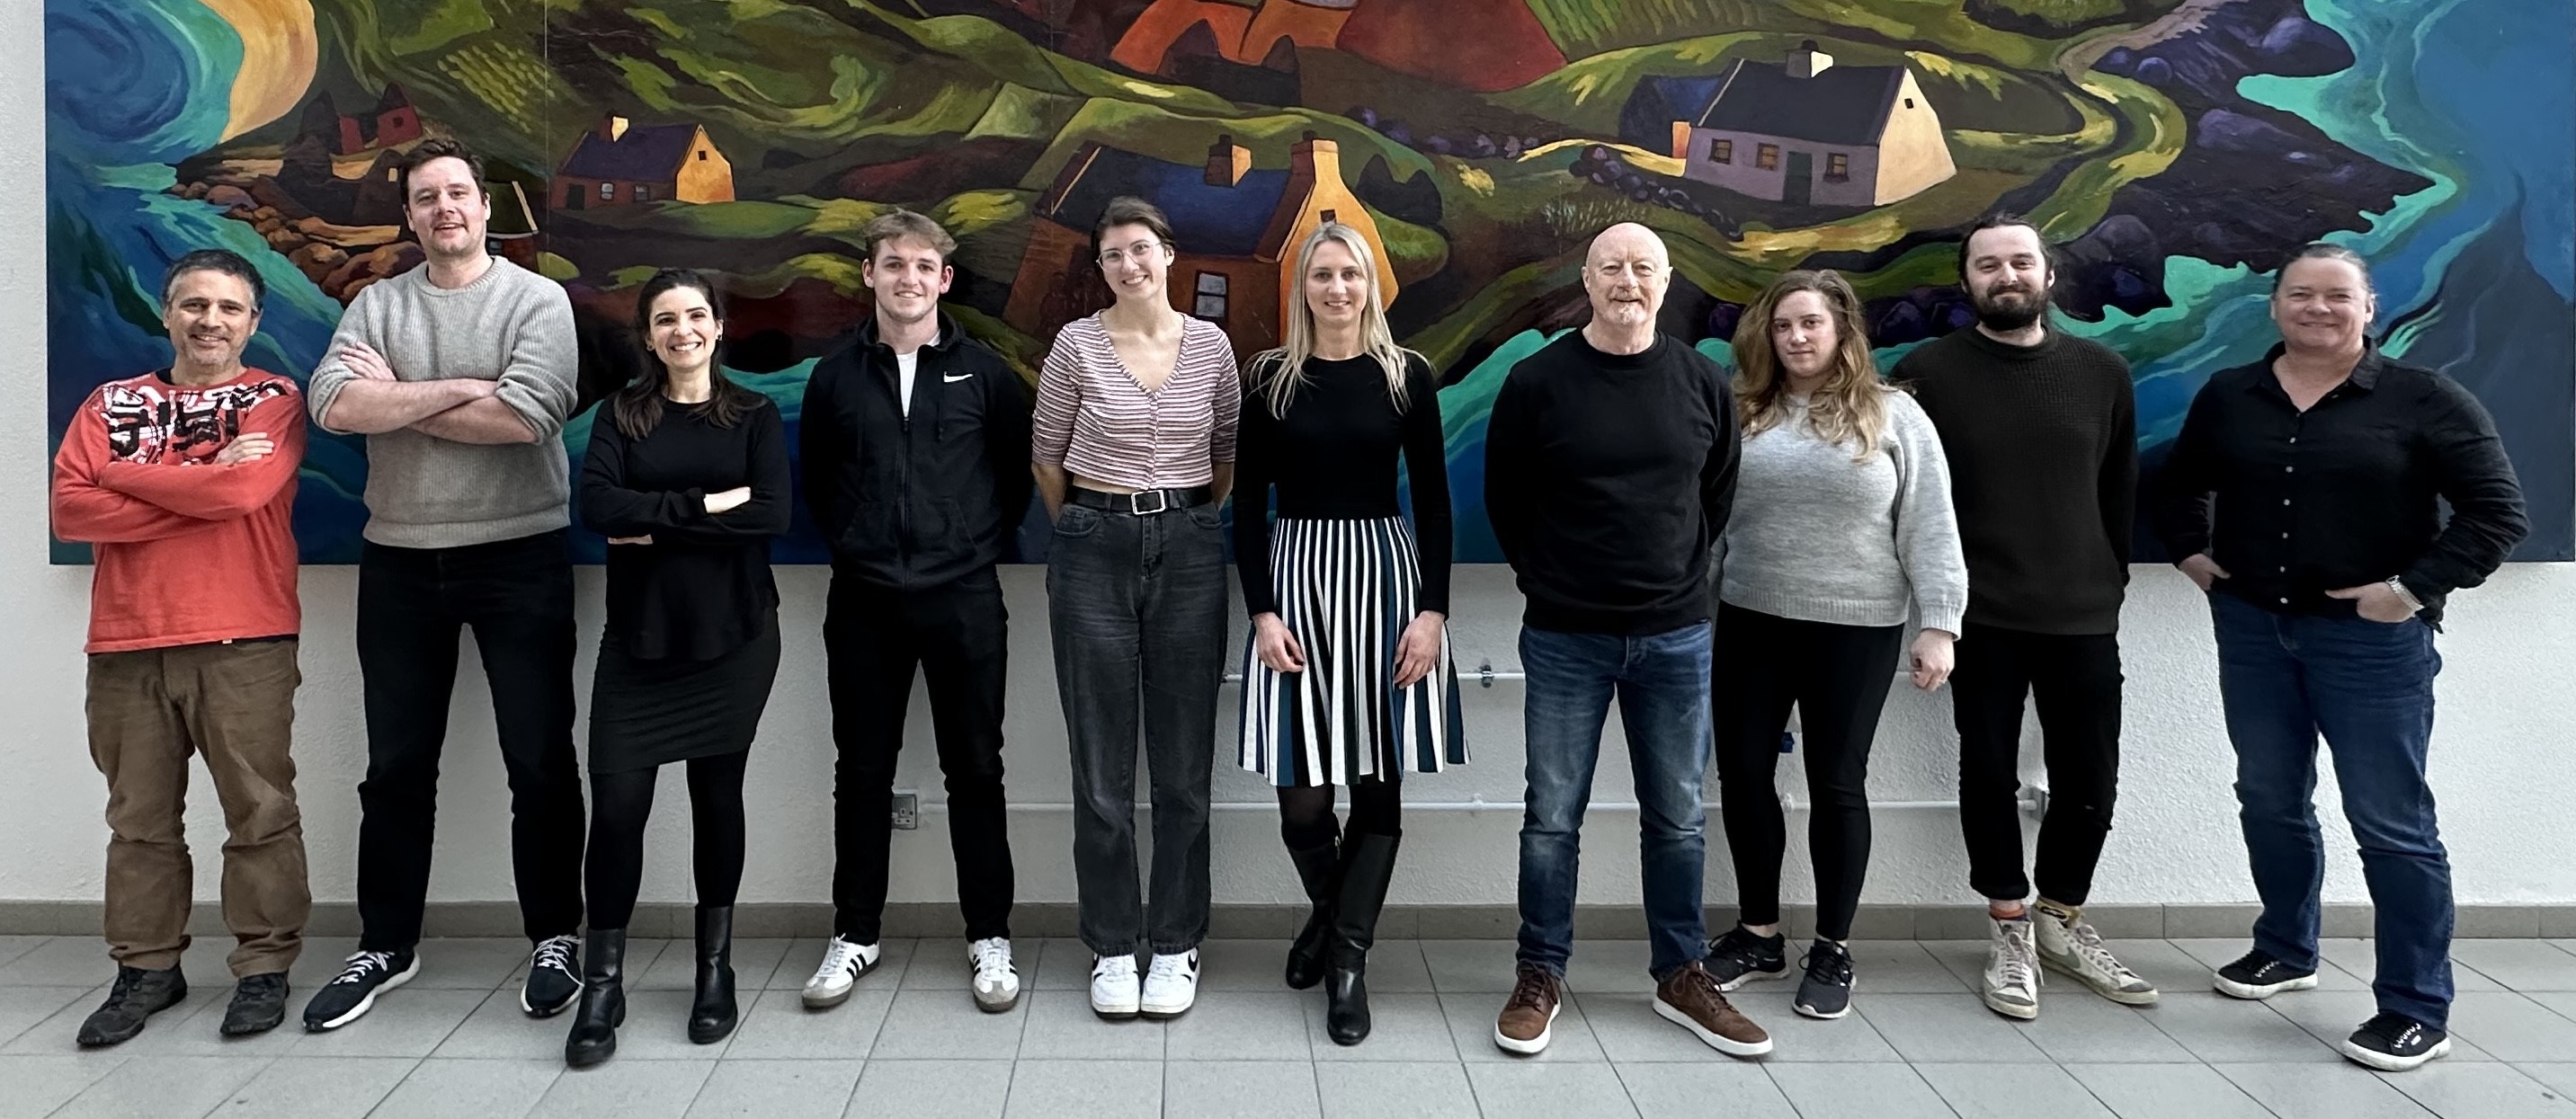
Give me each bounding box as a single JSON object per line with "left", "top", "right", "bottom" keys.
{"left": 1718, "top": 390, "right": 1968, "bottom": 634}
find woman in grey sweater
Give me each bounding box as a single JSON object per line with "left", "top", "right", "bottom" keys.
{"left": 1699, "top": 271, "right": 1967, "bottom": 1021}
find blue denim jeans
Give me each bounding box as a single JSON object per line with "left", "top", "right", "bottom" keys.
{"left": 2212, "top": 591, "right": 2452, "bottom": 1028}
{"left": 1515, "top": 622, "right": 1714, "bottom": 981}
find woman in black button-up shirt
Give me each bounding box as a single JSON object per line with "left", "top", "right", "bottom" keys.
{"left": 2155, "top": 243, "right": 2526, "bottom": 1074}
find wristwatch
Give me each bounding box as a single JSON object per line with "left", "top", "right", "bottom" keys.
{"left": 2384, "top": 576, "right": 2424, "bottom": 614}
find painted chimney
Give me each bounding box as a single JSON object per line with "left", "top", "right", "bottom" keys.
{"left": 1289, "top": 129, "right": 1340, "bottom": 184}
{"left": 1789, "top": 40, "right": 1834, "bottom": 78}
{"left": 599, "top": 114, "right": 630, "bottom": 142}
{"left": 1205, "top": 134, "right": 1251, "bottom": 187}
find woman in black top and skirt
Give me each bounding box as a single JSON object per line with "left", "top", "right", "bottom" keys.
{"left": 565, "top": 270, "right": 790, "bottom": 1066}
{"left": 1236, "top": 223, "right": 1466, "bottom": 1044}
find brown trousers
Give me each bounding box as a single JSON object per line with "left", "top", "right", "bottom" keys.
{"left": 86, "top": 638, "right": 309, "bottom": 976}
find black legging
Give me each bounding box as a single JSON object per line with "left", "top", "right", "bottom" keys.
{"left": 1278, "top": 777, "right": 1402, "bottom": 849}
{"left": 584, "top": 752, "right": 750, "bottom": 930}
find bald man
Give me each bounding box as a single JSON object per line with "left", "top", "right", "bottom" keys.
{"left": 1482, "top": 224, "right": 1765, "bottom": 1058}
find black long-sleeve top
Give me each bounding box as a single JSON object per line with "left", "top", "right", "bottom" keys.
{"left": 1232, "top": 352, "right": 1452, "bottom": 617}
{"left": 1484, "top": 330, "right": 1739, "bottom": 635}
{"left": 2153, "top": 344, "right": 2527, "bottom": 626}
{"left": 581, "top": 395, "right": 792, "bottom": 660}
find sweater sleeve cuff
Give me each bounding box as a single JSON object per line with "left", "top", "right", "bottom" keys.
{"left": 1920, "top": 602, "right": 1967, "bottom": 637}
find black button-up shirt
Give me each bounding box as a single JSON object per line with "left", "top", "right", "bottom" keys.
{"left": 2153, "top": 344, "right": 2527, "bottom": 626}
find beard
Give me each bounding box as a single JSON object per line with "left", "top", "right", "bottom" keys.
{"left": 1972, "top": 285, "right": 2046, "bottom": 332}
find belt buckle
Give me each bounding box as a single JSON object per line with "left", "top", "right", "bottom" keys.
{"left": 1128, "top": 489, "right": 1170, "bottom": 516}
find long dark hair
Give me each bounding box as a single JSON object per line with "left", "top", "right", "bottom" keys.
{"left": 611, "top": 269, "right": 762, "bottom": 439}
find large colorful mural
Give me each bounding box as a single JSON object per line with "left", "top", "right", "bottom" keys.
{"left": 46, "top": 0, "right": 2574, "bottom": 564}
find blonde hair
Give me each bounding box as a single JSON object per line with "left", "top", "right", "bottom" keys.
{"left": 1247, "top": 223, "right": 1414, "bottom": 418}
{"left": 1731, "top": 270, "right": 1892, "bottom": 461}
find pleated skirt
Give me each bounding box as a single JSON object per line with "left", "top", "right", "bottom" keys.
{"left": 1238, "top": 516, "right": 1468, "bottom": 786}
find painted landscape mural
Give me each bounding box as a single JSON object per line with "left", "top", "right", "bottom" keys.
{"left": 45, "top": 0, "right": 2575, "bottom": 564}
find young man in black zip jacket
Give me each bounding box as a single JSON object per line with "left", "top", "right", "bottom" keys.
{"left": 796, "top": 211, "right": 1035, "bottom": 1014}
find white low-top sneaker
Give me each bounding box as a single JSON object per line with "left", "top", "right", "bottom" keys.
{"left": 1091, "top": 954, "right": 1141, "bottom": 1019}
{"left": 800, "top": 937, "right": 879, "bottom": 1009}
{"left": 1140, "top": 949, "right": 1200, "bottom": 1019}
{"left": 968, "top": 937, "right": 1021, "bottom": 1013}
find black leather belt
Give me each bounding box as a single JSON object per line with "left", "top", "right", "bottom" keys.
{"left": 1067, "top": 486, "right": 1212, "bottom": 516}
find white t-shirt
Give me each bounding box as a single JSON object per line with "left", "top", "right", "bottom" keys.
{"left": 896, "top": 350, "right": 919, "bottom": 418}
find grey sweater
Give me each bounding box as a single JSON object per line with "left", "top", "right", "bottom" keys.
{"left": 308, "top": 259, "right": 580, "bottom": 548}
{"left": 1719, "top": 390, "right": 1968, "bottom": 634}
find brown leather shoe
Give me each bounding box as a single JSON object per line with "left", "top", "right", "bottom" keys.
{"left": 1654, "top": 959, "right": 1774, "bottom": 1057}
{"left": 1492, "top": 963, "right": 1560, "bottom": 1054}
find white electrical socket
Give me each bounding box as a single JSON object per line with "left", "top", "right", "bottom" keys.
{"left": 891, "top": 791, "right": 919, "bottom": 830}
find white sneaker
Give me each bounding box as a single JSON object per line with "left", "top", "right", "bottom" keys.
{"left": 1983, "top": 916, "right": 2041, "bottom": 1020}
{"left": 2033, "top": 901, "right": 2160, "bottom": 1006}
{"left": 800, "top": 936, "right": 879, "bottom": 1008}
{"left": 968, "top": 937, "right": 1021, "bottom": 1013}
{"left": 1090, "top": 954, "right": 1141, "bottom": 1019}
{"left": 1140, "top": 949, "right": 1200, "bottom": 1018}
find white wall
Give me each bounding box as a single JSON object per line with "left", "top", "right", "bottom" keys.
{"left": 7, "top": 8, "right": 2573, "bottom": 918}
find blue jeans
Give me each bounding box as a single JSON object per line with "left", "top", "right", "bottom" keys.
{"left": 1516, "top": 623, "right": 1714, "bottom": 981}
{"left": 2212, "top": 591, "right": 2452, "bottom": 1028}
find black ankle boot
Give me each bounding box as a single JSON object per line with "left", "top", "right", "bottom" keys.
{"left": 1325, "top": 831, "right": 1400, "bottom": 1045}
{"left": 689, "top": 906, "right": 737, "bottom": 1044}
{"left": 1284, "top": 830, "right": 1342, "bottom": 990}
{"left": 563, "top": 928, "right": 627, "bottom": 1068}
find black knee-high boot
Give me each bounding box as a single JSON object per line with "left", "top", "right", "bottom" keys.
{"left": 1284, "top": 826, "right": 1342, "bottom": 990}
{"left": 564, "top": 929, "right": 627, "bottom": 1068}
{"left": 689, "top": 906, "right": 737, "bottom": 1044}
{"left": 1325, "top": 831, "right": 1400, "bottom": 1045}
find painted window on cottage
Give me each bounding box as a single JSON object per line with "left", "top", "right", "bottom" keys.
{"left": 1194, "top": 271, "right": 1228, "bottom": 321}
{"left": 1708, "top": 138, "right": 1733, "bottom": 164}
{"left": 1824, "top": 153, "right": 1850, "bottom": 182}
{"left": 599, "top": 182, "right": 614, "bottom": 200}
{"left": 1756, "top": 143, "right": 1780, "bottom": 170}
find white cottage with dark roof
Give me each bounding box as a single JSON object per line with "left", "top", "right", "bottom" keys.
{"left": 1677, "top": 42, "right": 1957, "bottom": 208}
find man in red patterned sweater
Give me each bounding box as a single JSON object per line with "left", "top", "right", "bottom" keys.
{"left": 49, "top": 249, "right": 309, "bottom": 1045}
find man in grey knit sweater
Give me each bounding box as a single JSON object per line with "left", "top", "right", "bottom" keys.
{"left": 299, "top": 138, "right": 590, "bottom": 1034}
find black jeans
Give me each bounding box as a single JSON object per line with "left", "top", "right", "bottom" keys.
{"left": 826, "top": 569, "right": 1015, "bottom": 944}
{"left": 353, "top": 530, "right": 584, "bottom": 950}
{"left": 1711, "top": 604, "right": 1903, "bottom": 942}
{"left": 1952, "top": 622, "right": 2123, "bottom": 907}
{"left": 1046, "top": 501, "right": 1228, "bottom": 956}
{"left": 585, "top": 752, "right": 748, "bottom": 930}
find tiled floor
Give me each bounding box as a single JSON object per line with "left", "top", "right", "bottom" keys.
{"left": 2, "top": 933, "right": 2572, "bottom": 1117}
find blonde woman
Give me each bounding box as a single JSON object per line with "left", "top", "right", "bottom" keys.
{"left": 1702, "top": 271, "right": 1965, "bottom": 1020}
{"left": 1235, "top": 224, "right": 1464, "bottom": 1045}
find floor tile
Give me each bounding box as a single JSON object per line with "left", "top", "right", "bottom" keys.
{"left": 1609, "top": 1061, "right": 1797, "bottom": 1118}
{"left": 1764, "top": 1062, "right": 1957, "bottom": 1119}
{"left": 1421, "top": 939, "right": 1523, "bottom": 993}
{"left": 2213, "top": 1061, "right": 2438, "bottom": 1118}
{"left": 1013, "top": 987, "right": 1165, "bottom": 1060}
{"left": 0, "top": 1053, "right": 130, "bottom": 1119}
{"left": 0, "top": 937, "right": 107, "bottom": 987}
{"left": 2094, "top": 939, "right": 2237, "bottom": 995}
{"left": 2323, "top": 940, "right": 2504, "bottom": 993}
{"left": 1029, "top": 939, "right": 1101, "bottom": 991}
{"left": 635, "top": 937, "right": 791, "bottom": 994}
{"left": 1560, "top": 939, "right": 1654, "bottom": 995}
{"left": 2445, "top": 990, "right": 2576, "bottom": 1062}
{"left": 1857, "top": 991, "right": 2053, "bottom": 1062}
{"left": 2015, "top": 990, "right": 2196, "bottom": 1063}
{"left": 2261, "top": 987, "right": 2498, "bottom": 1061}
{"left": 0, "top": 937, "right": 50, "bottom": 971}
{"left": 2449, "top": 940, "right": 2576, "bottom": 992}
{"left": 1463, "top": 1061, "right": 1642, "bottom": 1119}
{"left": 529, "top": 1056, "right": 714, "bottom": 1118}
{"left": 1163, "top": 990, "right": 1313, "bottom": 1061}
{"left": 1193, "top": 939, "right": 1299, "bottom": 991}
{"left": 771, "top": 937, "right": 915, "bottom": 991}
{"left": 2138, "top": 990, "right": 2341, "bottom": 1062}
{"left": 1844, "top": 939, "right": 1980, "bottom": 993}
{"left": 1304, "top": 991, "right": 1459, "bottom": 1061}
{"left": 886, "top": 937, "right": 989, "bottom": 990}
{"left": 0, "top": 986, "right": 94, "bottom": 1049}
{"left": 412, "top": 939, "right": 557, "bottom": 990}
{"left": 2536, "top": 990, "right": 2576, "bottom": 1021}
{"left": 2170, "top": 937, "right": 2366, "bottom": 991}
{"left": 1442, "top": 990, "right": 1608, "bottom": 1062}
{"left": 847, "top": 1059, "right": 1012, "bottom": 1118}
{"left": 2375, "top": 1061, "right": 2576, "bottom": 1118}
{"left": 1917, "top": 1061, "right": 2117, "bottom": 1118}
{"left": 723, "top": 987, "right": 892, "bottom": 1060}
{"left": 1579, "top": 990, "right": 1762, "bottom": 1062}
{"left": 211, "top": 1054, "right": 419, "bottom": 1117}
{"left": 1003, "top": 1058, "right": 1161, "bottom": 1118}
{"left": 287, "top": 987, "right": 486, "bottom": 1058}
{"left": 1314, "top": 1061, "right": 1479, "bottom": 1119}
{"left": 285, "top": 937, "right": 364, "bottom": 991}
{"left": 1725, "top": 990, "right": 1903, "bottom": 1061}
{"left": 682, "top": 1058, "right": 862, "bottom": 1118}
{"left": 2065, "top": 1062, "right": 2275, "bottom": 1119}
{"left": 2516, "top": 1063, "right": 2576, "bottom": 1098}
{"left": 865, "top": 986, "right": 1028, "bottom": 1061}
{"left": 434, "top": 987, "right": 581, "bottom": 1060}
{"left": 369, "top": 1057, "right": 563, "bottom": 1119}
{"left": 1166, "top": 1059, "right": 1323, "bottom": 1118}
{"left": 1359, "top": 939, "right": 1436, "bottom": 993}
{"left": 51, "top": 1052, "right": 271, "bottom": 1119}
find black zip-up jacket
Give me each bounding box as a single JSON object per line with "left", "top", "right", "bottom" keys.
{"left": 799, "top": 313, "right": 1035, "bottom": 590}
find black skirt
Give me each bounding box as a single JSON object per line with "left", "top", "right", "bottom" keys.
{"left": 587, "top": 612, "right": 781, "bottom": 774}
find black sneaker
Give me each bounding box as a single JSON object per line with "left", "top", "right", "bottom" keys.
{"left": 521, "top": 934, "right": 583, "bottom": 1017}
{"left": 220, "top": 972, "right": 289, "bottom": 1036}
{"left": 2211, "top": 948, "right": 2319, "bottom": 1000}
{"left": 76, "top": 965, "right": 188, "bottom": 1047}
{"left": 2341, "top": 1011, "right": 2451, "bottom": 1071}
{"left": 1794, "top": 941, "right": 1855, "bottom": 1020}
{"left": 1702, "top": 926, "right": 1787, "bottom": 991}
{"left": 302, "top": 948, "right": 418, "bottom": 1032}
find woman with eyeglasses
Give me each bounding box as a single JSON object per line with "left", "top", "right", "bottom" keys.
{"left": 1032, "top": 196, "right": 1242, "bottom": 1022}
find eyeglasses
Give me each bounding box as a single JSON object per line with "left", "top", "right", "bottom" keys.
{"left": 1098, "top": 241, "right": 1166, "bottom": 268}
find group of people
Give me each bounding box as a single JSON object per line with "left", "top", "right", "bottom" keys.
{"left": 49, "top": 134, "right": 2528, "bottom": 1076}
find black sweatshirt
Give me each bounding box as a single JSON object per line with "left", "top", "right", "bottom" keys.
{"left": 1232, "top": 352, "right": 1452, "bottom": 616}
{"left": 2153, "top": 344, "right": 2527, "bottom": 626}
{"left": 1892, "top": 327, "right": 2138, "bottom": 635}
{"left": 580, "top": 395, "right": 792, "bottom": 661}
{"left": 1484, "top": 330, "right": 1739, "bottom": 635}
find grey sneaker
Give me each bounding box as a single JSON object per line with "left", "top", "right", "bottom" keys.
{"left": 2033, "top": 901, "right": 2158, "bottom": 1006}
{"left": 1982, "top": 916, "right": 2040, "bottom": 1020}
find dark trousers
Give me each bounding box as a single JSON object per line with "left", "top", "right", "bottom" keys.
{"left": 826, "top": 569, "right": 1015, "bottom": 944}
{"left": 1952, "top": 622, "right": 2123, "bottom": 907}
{"left": 2213, "top": 592, "right": 2453, "bottom": 1028}
{"left": 585, "top": 753, "right": 748, "bottom": 931}
{"left": 354, "top": 530, "right": 584, "bottom": 950}
{"left": 1711, "top": 604, "right": 1903, "bottom": 942}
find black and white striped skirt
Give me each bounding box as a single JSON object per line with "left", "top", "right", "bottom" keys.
{"left": 1238, "top": 516, "right": 1467, "bottom": 786}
